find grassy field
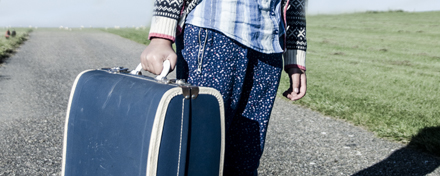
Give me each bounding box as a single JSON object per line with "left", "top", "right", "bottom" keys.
{"left": 102, "top": 11, "right": 440, "bottom": 156}
{"left": 0, "top": 28, "right": 32, "bottom": 63}
{"left": 279, "top": 10, "right": 440, "bottom": 155}
{"left": 102, "top": 28, "right": 151, "bottom": 45}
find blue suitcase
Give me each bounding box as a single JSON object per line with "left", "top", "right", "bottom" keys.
{"left": 62, "top": 65, "right": 225, "bottom": 176}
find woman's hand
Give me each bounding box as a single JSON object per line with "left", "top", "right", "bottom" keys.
{"left": 140, "top": 38, "right": 177, "bottom": 75}
{"left": 283, "top": 68, "right": 307, "bottom": 101}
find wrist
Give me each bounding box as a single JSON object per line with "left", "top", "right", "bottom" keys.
{"left": 287, "top": 68, "right": 305, "bottom": 74}
{"left": 150, "top": 38, "right": 173, "bottom": 46}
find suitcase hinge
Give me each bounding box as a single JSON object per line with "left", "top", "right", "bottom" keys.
{"left": 182, "top": 87, "right": 191, "bottom": 99}
{"left": 191, "top": 87, "right": 199, "bottom": 99}
{"left": 182, "top": 86, "right": 199, "bottom": 99}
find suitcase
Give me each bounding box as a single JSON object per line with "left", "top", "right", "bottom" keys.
{"left": 61, "top": 64, "right": 225, "bottom": 176}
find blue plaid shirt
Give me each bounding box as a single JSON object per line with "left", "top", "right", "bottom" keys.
{"left": 185, "top": 0, "right": 285, "bottom": 54}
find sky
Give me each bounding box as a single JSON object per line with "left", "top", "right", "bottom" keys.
{"left": 0, "top": 0, "right": 439, "bottom": 28}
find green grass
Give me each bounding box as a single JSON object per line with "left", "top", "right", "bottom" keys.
{"left": 101, "top": 28, "right": 151, "bottom": 45}
{"left": 0, "top": 28, "right": 32, "bottom": 63}
{"left": 278, "top": 11, "right": 440, "bottom": 155}
{"left": 102, "top": 11, "right": 440, "bottom": 156}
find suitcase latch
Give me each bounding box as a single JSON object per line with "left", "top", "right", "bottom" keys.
{"left": 111, "top": 67, "right": 129, "bottom": 73}
{"left": 101, "top": 67, "right": 130, "bottom": 74}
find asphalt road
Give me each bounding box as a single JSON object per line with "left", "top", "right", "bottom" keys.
{"left": 0, "top": 29, "right": 439, "bottom": 175}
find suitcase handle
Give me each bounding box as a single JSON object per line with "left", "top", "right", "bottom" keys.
{"left": 130, "top": 60, "right": 171, "bottom": 81}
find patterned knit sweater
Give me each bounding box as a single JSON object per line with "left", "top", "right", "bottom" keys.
{"left": 149, "top": 0, "right": 307, "bottom": 71}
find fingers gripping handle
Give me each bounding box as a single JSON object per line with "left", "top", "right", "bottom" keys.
{"left": 155, "top": 60, "right": 171, "bottom": 80}
{"left": 130, "top": 60, "right": 171, "bottom": 80}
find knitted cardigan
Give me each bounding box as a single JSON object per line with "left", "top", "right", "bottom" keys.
{"left": 149, "top": 0, "right": 307, "bottom": 71}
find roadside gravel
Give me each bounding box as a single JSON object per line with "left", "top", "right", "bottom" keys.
{"left": 0, "top": 29, "right": 438, "bottom": 175}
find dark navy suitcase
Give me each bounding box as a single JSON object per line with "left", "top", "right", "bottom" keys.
{"left": 62, "top": 65, "right": 225, "bottom": 176}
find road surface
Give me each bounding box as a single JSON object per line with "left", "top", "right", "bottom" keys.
{"left": 0, "top": 29, "right": 439, "bottom": 175}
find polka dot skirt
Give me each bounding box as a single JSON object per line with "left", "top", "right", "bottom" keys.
{"left": 176, "top": 24, "right": 283, "bottom": 175}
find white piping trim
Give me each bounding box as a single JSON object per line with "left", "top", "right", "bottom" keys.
{"left": 147, "top": 87, "right": 183, "bottom": 176}
{"left": 61, "top": 69, "right": 94, "bottom": 176}
{"left": 146, "top": 86, "right": 225, "bottom": 176}
{"left": 197, "top": 87, "right": 225, "bottom": 176}
{"left": 177, "top": 98, "right": 185, "bottom": 176}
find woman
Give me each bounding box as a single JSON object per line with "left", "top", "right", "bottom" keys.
{"left": 141, "top": 0, "right": 308, "bottom": 174}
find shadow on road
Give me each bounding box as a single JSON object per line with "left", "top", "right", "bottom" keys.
{"left": 353, "top": 127, "right": 440, "bottom": 175}
{"left": 0, "top": 75, "right": 11, "bottom": 81}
